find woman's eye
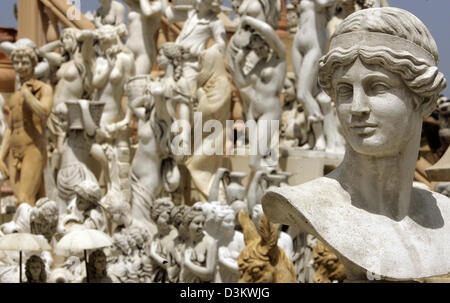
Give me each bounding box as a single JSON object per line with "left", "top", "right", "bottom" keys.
{"left": 371, "top": 82, "right": 390, "bottom": 94}
{"left": 336, "top": 84, "right": 353, "bottom": 99}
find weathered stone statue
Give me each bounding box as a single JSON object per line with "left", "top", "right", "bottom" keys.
{"left": 263, "top": 8, "right": 449, "bottom": 281}
{"left": 0, "top": 47, "right": 53, "bottom": 206}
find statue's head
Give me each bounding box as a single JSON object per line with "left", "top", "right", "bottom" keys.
{"left": 196, "top": 0, "right": 222, "bottom": 15}
{"left": 30, "top": 198, "right": 58, "bottom": 242}
{"left": 319, "top": 8, "right": 446, "bottom": 157}
{"left": 61, "top": 28, "right": 79, "bottom": 54}
{"left": 11, "top": 47, "right": 38, "bottom": 81}
{"left": 151, "top": 197, "right": 174, "bottom": 235}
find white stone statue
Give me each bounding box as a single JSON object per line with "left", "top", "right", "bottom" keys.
{"left": 161, "top": 0, "right": 227, "bottom": 94}
{"left": 39, "top": 29, "right": 96, "bottom": 163}
{"left": 166, "top": 205, "right": 190, "bottom": 282}
{"left": 58, "top": 180, "right": 107, "bottom": 235}
{"left": 263, "top": 7, "right": 449, "bottom": 281}
{"left": 148, "top": 198, "right": 174, "bottom": 282}
{"left": 216, "top": 206, "right": 245, "bottom": 283}
{"left": 55, "top": 99, "right": 103, "bottom": 215}
{"left": 181, "top": 203, "right": 218, "bottom": 282}
{"left": 292, "top": 0, "right": 346, "bottom": 153}
{"left": 90, "top": 24, "right": 135, "bottom": 203}
{"left": 227, "top": 16, "right": 286, "bottom": 171}
{"left": 128, "top": 44, "right": 184, "bottom": 229}
{"left": 92, "top": 0, "right": 127, "bottom": 28}
{"left": 186, "top": 44, "right": 233, "bottom": 201}
{"left": 124, "top": 0, "right": 162, "bottom": 74}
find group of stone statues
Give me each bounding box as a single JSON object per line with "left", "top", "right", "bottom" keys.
{"left": 0, "top": 0, "right": 449, "bottom": 283}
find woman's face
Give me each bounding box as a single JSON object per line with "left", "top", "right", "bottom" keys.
{"left": 250, "top": 36, "right": 270, "bottom": 59}
{"left": 221, "top": 213, "right": 235, "bottom": 233}
{"left": 156, "top": 211, "right": 171, "bottom": 234}
{"left": 189, "top": 214, "right": 205, "bottom": 239}
{"left": 157, "top": 52, "right": 169, "bottom": 69}
{"left": 332, "top": 58, "right": 422, "bottom": 157}
{"left": 29, "top": 260, "right": 42, "bottom": 280}
{"left": 62, "top": 34, "right": 76, "bottom": 53}
{"left": 94, "top": 253, "right": 107, "bottom": 273}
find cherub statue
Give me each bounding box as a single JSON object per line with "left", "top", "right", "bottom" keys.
{"left": 237, "top": 211, "right": 296, "bottom": 283}
{"left": 0, "top": 46, "right": 53, "bottom": 206}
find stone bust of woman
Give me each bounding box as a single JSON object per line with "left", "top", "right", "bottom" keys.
{"left": 262, "top": 7, "right": 449, "bottom": 281}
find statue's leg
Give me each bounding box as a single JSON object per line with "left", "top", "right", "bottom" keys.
{"left": 17, "top": 146, "right": 45, "bottom": 206}
{"left": 297, "top": 49, "right": 325, "bottom": 151}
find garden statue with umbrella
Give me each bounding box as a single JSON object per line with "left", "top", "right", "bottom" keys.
{"left": 0, "top": 233, "right": 50, "bottom": 283}
{"left": 55, "top": 229, "right": 113, "bottom": 283}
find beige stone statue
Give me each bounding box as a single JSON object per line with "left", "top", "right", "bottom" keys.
{"left": 263, "top": 8, "right": 449, "bottom": 281}
{"left": 185, "top": 44, "right": 232, "bottom": 201}
{"left": 238, "top": 211, "right": 296, "bottom": 283}
{"left": 0, "top": 47, "right": 53, "bottom": 206}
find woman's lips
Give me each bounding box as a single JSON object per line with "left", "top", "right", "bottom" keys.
{"left": 350, "top": 123, "right": 378, "bottom": 135}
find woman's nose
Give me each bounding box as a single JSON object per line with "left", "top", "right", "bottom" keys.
{"left": 350, "top": 86, "right": 370, "bottom": 116}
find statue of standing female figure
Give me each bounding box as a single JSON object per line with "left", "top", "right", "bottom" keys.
{"left": 0, "top": 47, "right": 53, "bottom": 206}
{"left": 39, "top": 29, "right": 95, "bottom": 167}
{"left": 292, "top": 0, "right": 344, "bottom": 153}
{"left": 91, "top": 25, "right": 135, "bottom": 202}
{"left": 227, "top": 16, "right": 286, "bottom": 171}
{"left": 128, "top": 43, "right": 183, "bottom": 229}
{"left": 182, "top": 204, "right": 218, "bottom": 283}
{"left": 39, "top": 29, "right": 100, "bottom": 212}
{"left": 124, "top": 0, "right": 162, "bottom": 74}
{"left": 185, "top": 44, "right": 232, "bottom": 201}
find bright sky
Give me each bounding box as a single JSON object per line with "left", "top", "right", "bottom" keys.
{"left": 1, "top": 0, "right": 449, "bottom": 96}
